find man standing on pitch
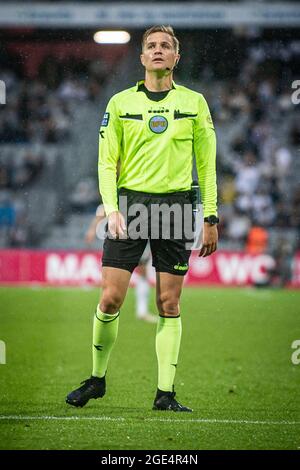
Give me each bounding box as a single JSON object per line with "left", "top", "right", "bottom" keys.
{"left": 66, "top": 25, "right": 218, "bottom": 412}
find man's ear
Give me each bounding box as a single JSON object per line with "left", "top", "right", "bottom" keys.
{"left": 175, "top": 54, "right": 181, "bottom": 66}
{"left": 140, "top": 54, "right": 145, "bottom": 67}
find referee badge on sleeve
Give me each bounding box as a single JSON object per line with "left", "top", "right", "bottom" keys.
{"left": 101, "top": 112, "right": 110, "bottom": 127}
{"left": 207, "top": 114, "right": 214, "bottom": 128}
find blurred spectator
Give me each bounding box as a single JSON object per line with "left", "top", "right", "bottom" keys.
{"left": 0, "top": 192, "right": 16, "bottom": 228}
{"left": 234, "top": 152, "right": 260, "bottom": 195}
{"left": 246, "top": 225, "right": 269, "bottom": 255}
{"left": 252, "top": 187, "right": 275, "bottom": 226}
{"left": 0, "top": 151, "right": 44, "bottom": 189}
{"left": 273, "top": 202, "right": 291, "bottom": 228}
{"left": 290, "top": 120, "right": 300, "bottom": 146}
{"left": 57, "top": 76, "right": 88, "bottom": 101}
{"left": 273, "top": 146, "right": 292, "bottom": 179}
{"left": 69, "top": 177, "right": 99, "bottom": 212}
{"left": 0, "top": 165, "right": 10, "bottom": 189}
{"left": 226, "top": 207, "right": 251, "bottom": 244}
{"left": 267, "top": 239, "right": 294, "bottom": 288}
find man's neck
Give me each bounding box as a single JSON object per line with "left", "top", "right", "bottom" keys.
{"left": 144, "top": 72, "right": 173, "bottom": 92}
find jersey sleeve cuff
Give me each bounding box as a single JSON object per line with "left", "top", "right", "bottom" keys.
{"left": 203, "top": 209, "right": 218, "bottom": 218}
{"left": 103, "top": 204, "right": 119, "bottom": 217}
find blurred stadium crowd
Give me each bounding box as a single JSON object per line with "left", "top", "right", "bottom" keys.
{"left": 0, "top": 27, "right": 299, "bottom": 256}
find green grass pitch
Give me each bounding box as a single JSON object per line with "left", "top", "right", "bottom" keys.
{"left": 0, "top": 285, "right": 299, "bottom": 450}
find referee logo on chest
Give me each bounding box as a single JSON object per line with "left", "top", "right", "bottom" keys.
{"left": 149, "top": 115, "right": 168, "bottom": 134}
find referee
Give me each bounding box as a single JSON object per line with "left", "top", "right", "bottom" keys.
{"left": 66, "top": 25, "right": 218, "bottom": 412}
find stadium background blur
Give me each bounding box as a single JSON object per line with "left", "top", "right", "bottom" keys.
{"left": 0, "top": 1, "right": 300, "bottom": 451}
{"left": 0, "top": 1, "right": 299, "bottom": 271}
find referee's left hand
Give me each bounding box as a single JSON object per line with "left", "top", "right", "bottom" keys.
{"left": 108, "top": 210, "right": 127, "bottom": 239}
{"left": 199, "top": 223, "right": 218, "bottom": 257}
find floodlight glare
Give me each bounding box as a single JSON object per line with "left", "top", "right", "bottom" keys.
{"left": 93, "top": 31, "right": 131, "bottom": 44}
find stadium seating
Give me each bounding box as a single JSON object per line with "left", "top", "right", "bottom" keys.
{"left": 0, "top": 29, "right": 299, "bottom": 252}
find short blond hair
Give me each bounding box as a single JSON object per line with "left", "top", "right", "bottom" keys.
{"left": 142, "top": 25, "right": 180, "bottom": 54}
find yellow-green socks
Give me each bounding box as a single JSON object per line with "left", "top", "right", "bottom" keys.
{"left": 92, "top": 305, "right": 119, "bottom": 378}
{"left": 155, "top": 315, "right": 182, "bottom": 392}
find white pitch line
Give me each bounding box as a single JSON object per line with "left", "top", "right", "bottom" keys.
{"left": 0, "top": 416, "right": 124, "bottom": 422}
{"left": 0, "top": 416, "right": 299, "bottom": 426}
{"left": 145, "top": 418, "right": 300, "bottom": 426}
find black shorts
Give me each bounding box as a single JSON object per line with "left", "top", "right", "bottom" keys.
{"left": 102, "top": 187, "right": 195, "bottom": 275}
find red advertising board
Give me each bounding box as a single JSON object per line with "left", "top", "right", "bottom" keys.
{"left": 0, "top": 249, "right": 299, "bottom": 287}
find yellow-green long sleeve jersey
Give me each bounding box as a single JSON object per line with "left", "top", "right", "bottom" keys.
{"left": 98, "top": 80, "right": 217, "bottom": 218}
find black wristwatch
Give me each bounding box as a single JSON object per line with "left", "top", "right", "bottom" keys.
{"left": 204, "top": 215, "right": 219, "bottom": 225}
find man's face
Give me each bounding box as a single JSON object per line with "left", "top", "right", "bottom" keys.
{"left": 140, "top": 32, "right": 180, "bottom": 73}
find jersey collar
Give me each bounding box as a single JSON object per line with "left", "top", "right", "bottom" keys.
{"left": 136, "top": 79, "right": 177, "bottom": 91}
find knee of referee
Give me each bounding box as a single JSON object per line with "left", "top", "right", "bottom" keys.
{"left": 156, "top": 293, "right": 180, "bottom": 317}
{"left": 99, "top": 289, "right": 124, "bottom": 314}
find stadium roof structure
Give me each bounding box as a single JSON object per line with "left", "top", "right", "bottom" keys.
{"left": 0, "top": 2, "right": 300, "bottom": 28}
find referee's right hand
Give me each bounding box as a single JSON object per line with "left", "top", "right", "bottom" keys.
{"left": 108, "top": 211, "right": 127, "bottom": 239}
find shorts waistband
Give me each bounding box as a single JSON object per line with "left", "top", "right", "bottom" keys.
{"left": 118, "top": 187, "right": 191, "bottom": 198}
